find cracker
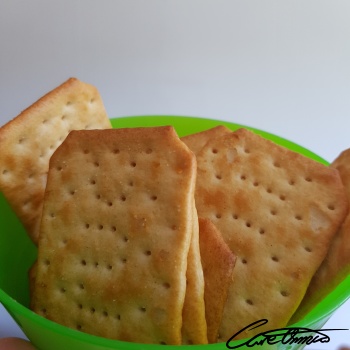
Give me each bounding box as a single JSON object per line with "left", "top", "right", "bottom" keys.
{"left": 290, "top": 149, "right": 350, "bottom": 323}
{"left": 198, "top": 218, "right": 236, "bottom": 343}
{"left": 181, "top": 204, "right": 208, "bottom": 345}
{"left": 0, "top": 78, "right": 111, "bottom": 244}
{"left": 31, "top": 126, "right": 197, "bottom": 345}
{"left": 181, "top": 125, "right": 232, "bottom": 155}
{"left": 194, "top": 128, "right": 348, "bottom": 341}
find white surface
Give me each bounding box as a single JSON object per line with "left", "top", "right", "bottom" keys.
{"left": 1, "top": 1, "right": 350, "bottom": 348}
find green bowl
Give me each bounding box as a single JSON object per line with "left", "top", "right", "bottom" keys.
{"left": 1, "top": 116, "right": 349, "bottom": 350}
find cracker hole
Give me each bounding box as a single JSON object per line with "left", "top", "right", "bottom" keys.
{"left": 96, "top": 194, "right": 101, "bottom": 200}
{"left": 246, "top": 299, "right": 254, "bottom": 305}
{"left": 120, "top": 195, "right": 126, "bottom": 202}
{"left": 253, "top": 181, "right": 259, "bottom": 187}
{"left": 273, "top": 161, "right": 281, "bottom": 168}
{"left": 281, "top": 291, "right": 290, "bottom": 297}
{"left": 270, "top": 209, "right": 277, "bottom": 216}
{"left": 160, "top": 341, "right": 167, "bottom": 345}
{"left": 79, "top": 283, "right": 85, "bottom": 290}
{"left": 259, "top": 228, "right": 265, "bottom": 235}
{"left": 271, "top": 256, "right": 279, "bottom": 262}
{"left": 232, "top": 214, "right": 239, "bottom": 220}
{"left": 242, "top": 259, "right": 247, "bottom": 264}
{"left": 103, "top": 311, "right": 109, "bottom": 317}
{"left": 44, "top": 259, "right": 50, "bottom": 266}
{"left": 279, "top": 194, "right": 286, "bottom": 201}
{"left": 305, "top": 246, "right": 312, "bottom": 253}
{"left": 95, "top": 262, "right": 99, "bottom": 268}
{"left": 150, "top": 195, "right": 158, "bottom": 201}
{"left": 240, "top": 175, "right": 246, "bottom": 180}
{"left": 145, "top": 250, "right": 152, "bottom": 256}
{"left": 295, "top": 215, "right": 302, "bottom": 221}
{"left": 41, "top": 308, "right": 47, "bottom": 315}
{"left": 113, "top": 149, "right": 120, "bottom": 154}
{"left": 90, "top": 98, "right": 95, "bottom": 103}
{"left": 83, "top": 149, "right": 89, "bottom": 154}
{"left": 2, "top": 169, "right": 9, "bottom": 175}
{"left": 289, "top": 180, "right": 295, "bottom": 186}
{"left": 94, "top": 161, "right": 100, "bottom": 167}
{"left": 266, "top": 188, "right": 272, "bottom": 194}
{"left": 85, "top": 223, "right": 90, "bottom": 229}
{"left": 146, "top": 148, "right": 153, "bottom": 154}
{"left": 216, "top": 174, "right": 222, "bottom": 180}
{"left": 78, "top": 304, "right": 83, "bottom": 309}
{"left": 111, "top": 226, "right": 117, "bottom": 232}
{"left": 121, "top": 258, "right": 127, "bottom": 264}
{"left": 244, "top": 148, "right": 250, "bottom": 154}
{"left": 130, "top": 161, "right": 136, "bottom": 167}
{"left": 245, "top": 222, "right": 251, "bottom": 228}
{"left": 216, "top": 213, "right": 222, "bottom": 219}
{"left": 305, "top": 177, "right": 312, "bottom": 182}
{"left": 163, "top": 282, "right": 171, "bottom": 289}
{"left": 56, "top": 166, "right": 63, "bottom": 171}
{"left": 50, "top": 213, "right": 56, "bottom": 218}
{"left": 60, "top": 287, "right": 66, "bottom": 293}
{"left": 66, "top": 101, "right": 72, "bottom": 106}
{"left": 139, "top": 307, "right": 146, "bottom": 313}
{"left": 42, "top": 119, "right": 48, "bottom": 124}
{"left": 98, "top": 224, "right": 104, "bottom": 230}
{"left": 107, "top": 201, "right": 113, "bottom": 207}
{"left": 116, "top": 314, "right": 121, "bottom": 320}
{"left": 69, "top": 189, "right": 76, "bottom": 195}
{"left": 123, "top": 236, "right": 128, "bottom": 242}
{"left": 18, "top": 137, "right": 26, "bottom": 144}
{"left": 77, "top": 324, "right": 82, "bottom": 330}
{"left": 107, "top": 264, "right": 113, "bottom": 270}
{"left": 81, "top": 259, "right": 87, "bottom": 266}
{"left": 128, "top": 181, "right": 134, "bottom": 187}
{"left": 90, "top": 307, "right": 96, "bottom": 314}
{"left": 61, "top": 115, "right": 66, "bottom": 121}
{"left": 212, "top": 148, "right": 218, "bottom": 154}
{"left": 328, "top": 204, "right": 335, "bottom": 211}
{"left": 171, "top": 225, "right": 177, "bottom": 231}
{"left": 90, "top": 179, "right": 96, "bottom": 185}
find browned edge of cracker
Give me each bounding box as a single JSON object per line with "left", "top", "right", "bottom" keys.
{"left": 198, "top": 218, "right": 236, "bottom": 343}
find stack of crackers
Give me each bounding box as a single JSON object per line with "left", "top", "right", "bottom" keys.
{"left": 1, "top": 78, "right": 350, "bottom": 345}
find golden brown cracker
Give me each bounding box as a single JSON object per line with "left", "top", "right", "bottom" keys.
{"left": 31, "top": 127, "right": 196, "bottom": 345}
{"left": 194, "top": 128, "right": 348, "bottom": 340}
{"left": 198, "top": 218, "right": 236, "bottom": 343}
{"left": 181, "top": 125, "right": 232, "bottom": 155}
{"left": 0, "top": 78, "right": 111, "bottom": 244}
{"left": 290, "top": 149, "right": 350, "bottom": 323}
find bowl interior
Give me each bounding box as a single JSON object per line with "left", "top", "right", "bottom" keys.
{"left": 1, "top": 116, "right": 349, "bottom": 350}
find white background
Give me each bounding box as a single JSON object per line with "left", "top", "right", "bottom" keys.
{"left": 0, "top": 1, "right": 350, "bottom": 349}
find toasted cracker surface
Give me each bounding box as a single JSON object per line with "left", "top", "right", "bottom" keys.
{"left": 290, "top": 149, "right": 350, "bottom": 323}
{"left": 0, "top": 78, "right": 111, "bottom": 244}
{"left": 194, "top": 128, "right": 348, "bottom": 340}
{"left": 31, "top": 127, "right": 196, "bottom": 345}
{"left": 198, "top": 218, "right": 236, "bottom": 343}
{"left": 181, "top": 125, "right": 231, "bottom": 155}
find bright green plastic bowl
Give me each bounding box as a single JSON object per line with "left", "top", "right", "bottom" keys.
{"left": 1, "top": 116, "right": 349, "bottom": 350}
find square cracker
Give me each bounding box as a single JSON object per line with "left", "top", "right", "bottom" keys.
{"left": 31, "top": 126, "right": 197, "bottom": 345}
{"left": 198, "top": 218, "right": 236, "bottom": 343}
{"left": 194, "top": 128, "right": 348, "bottom": 340}
{"left": 290, "top": 149, "right": 350, "bottom": 323}
{"left": 0, "top": 78, "right": 111, "bottom": 244}
{"left": 181, "top": 125, "right": 232, "bottom": 155}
